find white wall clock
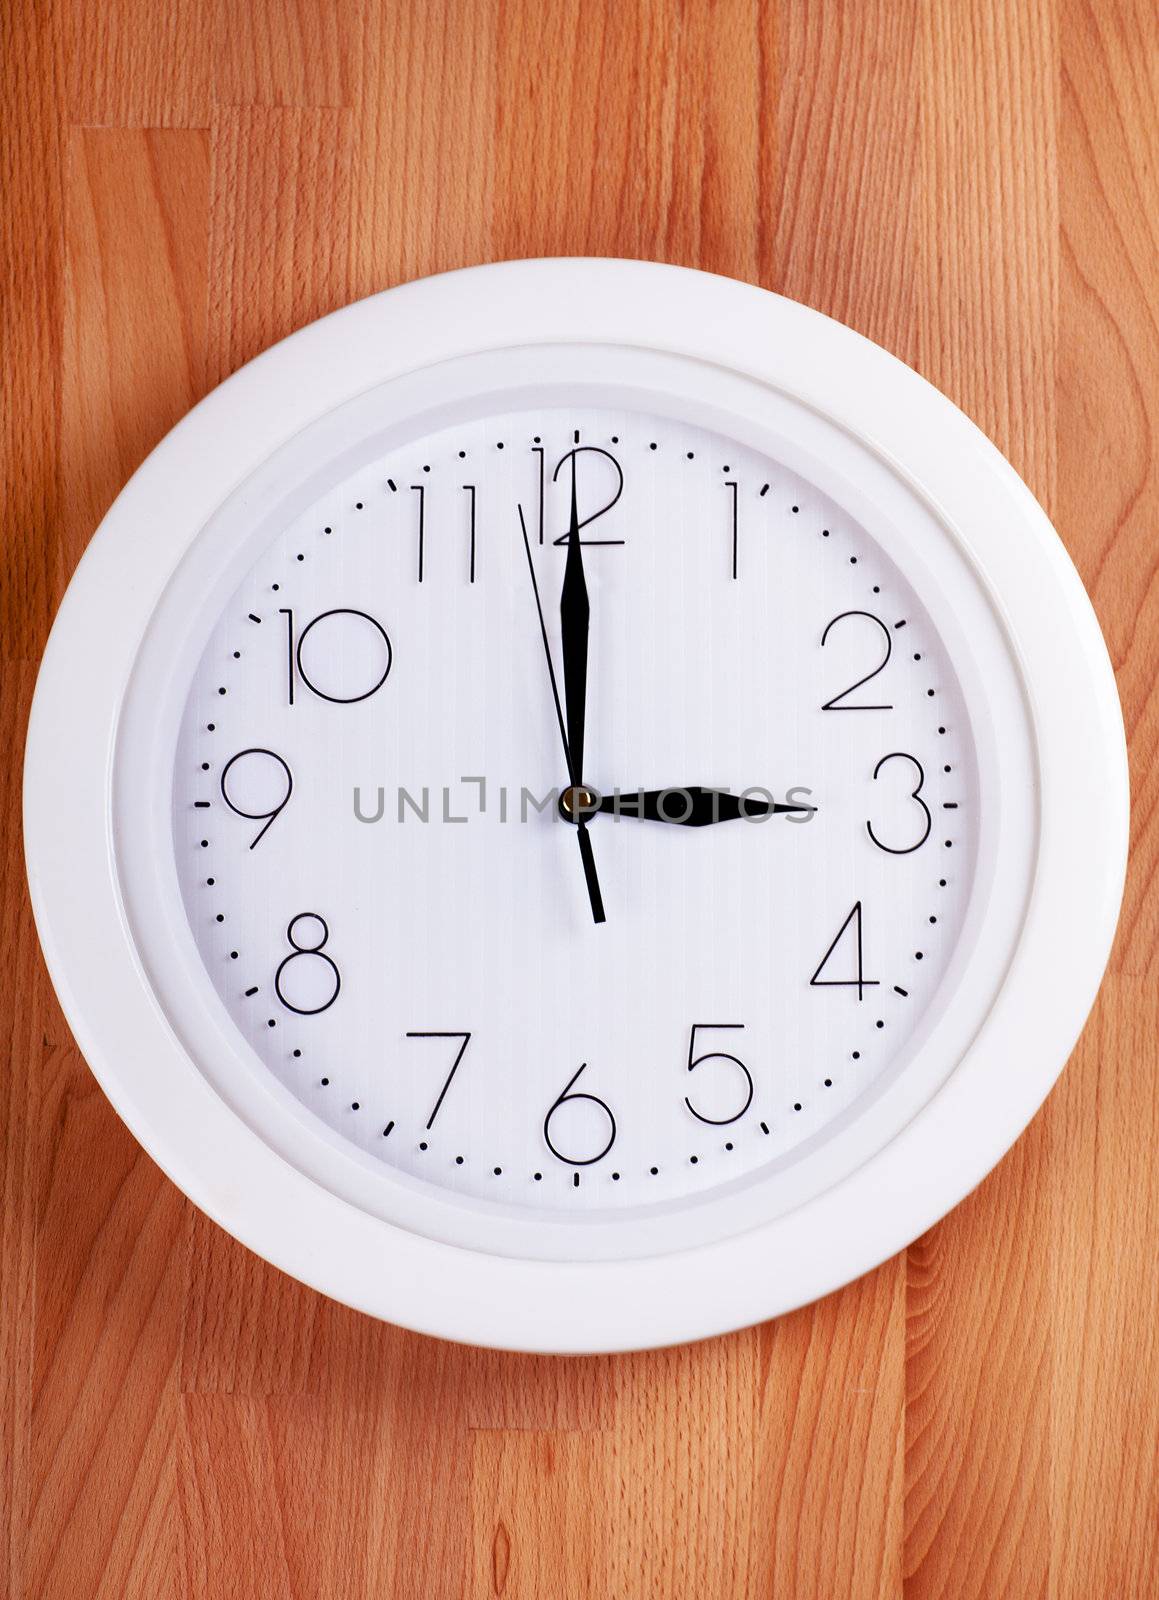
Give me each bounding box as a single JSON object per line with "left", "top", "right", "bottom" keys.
{"left": 25, "top": 259, "right": 1128, "bottom": 1352}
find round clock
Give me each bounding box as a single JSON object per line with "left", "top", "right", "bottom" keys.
{"left": 24, "top": 259, "right": 1127, "bottom": 1352}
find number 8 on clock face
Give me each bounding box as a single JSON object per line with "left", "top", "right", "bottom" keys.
{"left": 27, "top": 263, "right": 1125, "bottom": 1349}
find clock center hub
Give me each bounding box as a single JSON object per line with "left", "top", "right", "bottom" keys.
{"left": 559, "top": 784, "right": 597, "bottom": 823}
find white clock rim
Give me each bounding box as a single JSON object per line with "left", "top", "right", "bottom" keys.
{"left": 23, "top": 258, "right": 1128, "bottom": 1353}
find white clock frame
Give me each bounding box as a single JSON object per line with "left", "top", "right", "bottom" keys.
{"left": 24, "top": 259, "right": 1128, "bottom": 1352}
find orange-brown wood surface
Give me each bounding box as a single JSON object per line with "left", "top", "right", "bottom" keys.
{"left": 2, "top": 3, "right": 1156, "bottom": 1596}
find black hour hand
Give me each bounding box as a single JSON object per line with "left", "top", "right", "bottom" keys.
{"left": 594, "top": 787, "right": 815, "bottom": 826}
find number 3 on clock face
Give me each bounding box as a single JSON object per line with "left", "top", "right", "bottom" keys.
{"left": 26, "top": 262, "right": 1126, "bottom": 1350}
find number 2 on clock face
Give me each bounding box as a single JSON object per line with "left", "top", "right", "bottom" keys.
{"left": 174, "top": 405, "right": 975, "bottom": 1214}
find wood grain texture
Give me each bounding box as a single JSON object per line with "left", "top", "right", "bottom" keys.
{"left": 2, "top": 2, "right": 1156, "bottom": 1596}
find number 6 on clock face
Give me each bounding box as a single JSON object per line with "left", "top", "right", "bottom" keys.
{"left": 26, "top": 261, "right": 1126, "bottom": 1350}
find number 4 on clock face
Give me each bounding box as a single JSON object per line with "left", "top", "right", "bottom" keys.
{"left": 810, "top": 903, "right": 880, "bottom": 1001}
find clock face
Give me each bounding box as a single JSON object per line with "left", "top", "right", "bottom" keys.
{"left": 171, "top": 402, "right": 978, "bottom": 1225}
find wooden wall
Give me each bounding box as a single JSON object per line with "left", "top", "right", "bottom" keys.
{"left": 2, "top": 3, "right": 1156, "bottom": 1595}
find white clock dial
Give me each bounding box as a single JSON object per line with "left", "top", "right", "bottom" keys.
{"left": 172, "top": 405, "right": 977, "bottom": 1218}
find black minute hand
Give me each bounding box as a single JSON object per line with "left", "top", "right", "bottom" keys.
{"left": 594, "top": 787, "right": 816, "bottom": 826}
{"left": 559, "top": 467, "right": 589, "bottom": 784}
{"left": 518, "top": 502, "right": 606, "bottom": 925}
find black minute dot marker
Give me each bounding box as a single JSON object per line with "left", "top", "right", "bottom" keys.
{"left": 824, "top": 1079, "right": 833, "bottom": 1087}
{"left": 725, "top": 1141, "right": 734, "bottom": 1151}
{"left": 849, "top": 556, "right": 858, "bottom": 565}
{"left": 320, "top": 1077, "right": 329, "bottom": 1086}
{"left": 292, "top": 1048, "right": 301, "bottom": 1058}
{"left": 875, "top": 1020, "right": 885, "bottom": 1029}
{"left": 455, "top": 1155, "right": 464, "bottom": 1165}
{"left": 690, "top": 1154, "right": 699, "bottom": 1164}
{"left": 458, "top": 450, "right": 466, "bottom": 459}
{"left": 793, "top": 1102, "right": 802, "bottom": 1112}
{"left": 791, "top": 505, "right": 799, "bottom": 513}
{"left": 419, "top": 1141, "right": 428, "bottom": 1151}
{"left": 230, "top": 951, "right": 238, "bottom": 960}
{"left": 649, "top": 442, "right": 657, "bottom": 450}
{"left": 852, "top": 1050, "right": 861, "bottom": 1060}
{"left": 650, "top": 1166, "right": 659, "bottom": 1175}
{"left": 534, "top": 1172, "right": 542, "bottom": 1181}
{"left": 351, "top": 1102, "right": 359, "bottom": 1111}
{"left": 355, "top": 501, "right": 363, "bottom": 509}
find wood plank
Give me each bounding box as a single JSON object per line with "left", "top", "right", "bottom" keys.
{"left": 61, "top": 129, "right": 210, "bottom": 571}
{"left": 17, "top": 124, "right": 211, "bottom": 1600}
{"left": 208, "top": 107, "right": 353, "bottom": 382}
{"left": 0, "top": 0, "right": 63, "bottom": 662}
{"left": 903, "top": 7, "right": 1058, "bottom": 1596}
{"left": 63, "top": 0, "right": 212, "bottom": 128}
{"left": 215, "top": 0, "right": 350, "bottom": 109}
{"left": 491, "top": 0, "right": 771, "bottom": 281}
{"left": 1052, "top": 4, "right": 1159, "bottom": 1595}
{"left": 349, "top": 0, "right": 496, "bottom": 294}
